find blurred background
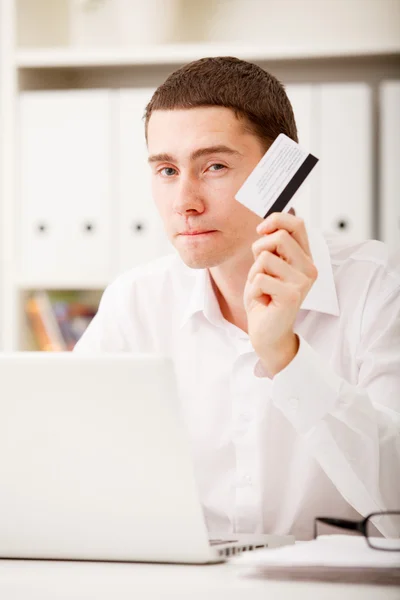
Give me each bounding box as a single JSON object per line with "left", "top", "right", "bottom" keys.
{"left": 0, "top": 0, "right": 399, "bottom": 352}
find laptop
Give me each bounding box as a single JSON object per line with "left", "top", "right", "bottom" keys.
{"left": 0, "top": 353, "right": 294, "bottom": 564}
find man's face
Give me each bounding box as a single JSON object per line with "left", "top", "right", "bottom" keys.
{"left": 147, "top": 106, "right": 264, "bottom": 269}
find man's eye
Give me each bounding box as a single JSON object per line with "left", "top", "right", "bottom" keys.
{"left": 159, "top": 167, "right": 177, "bottom": 177}
{"left": 208, "top": 164, "right": 226, "bottom": 172}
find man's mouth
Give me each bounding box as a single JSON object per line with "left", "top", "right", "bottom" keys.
{"left": 180, "top": 230, "right": 217, "bottom": 236}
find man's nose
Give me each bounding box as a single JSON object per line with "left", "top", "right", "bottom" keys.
{"left": 173, "top": 174, "right": 205, "bottom": 215}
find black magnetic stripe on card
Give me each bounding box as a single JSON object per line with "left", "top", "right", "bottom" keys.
{"left": 263, "top": 153, "right": 319, "bottom": 219}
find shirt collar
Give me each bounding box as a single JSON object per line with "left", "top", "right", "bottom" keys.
{"left": 179, "top": 268, "right": 218, "bottom": 330}
{"left": 179, "top": 226, "right": 339, "bottom": 329}
{"left": 301, "top": 226, "right": 340, "bottom": 316}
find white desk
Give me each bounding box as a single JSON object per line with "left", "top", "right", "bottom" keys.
{"left": 0, "top": 560, "right": 398, "bottom": 600}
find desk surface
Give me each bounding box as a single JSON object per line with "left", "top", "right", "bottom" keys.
{"left": 0, "top": 559, "right": 398, "bottom": 600}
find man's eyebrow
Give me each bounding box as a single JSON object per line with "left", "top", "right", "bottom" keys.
{"left": 148, "top": 152, "right": 175, "bottom": 164}
{"left": 148, "top": 145, "right": 242, "bottom": 164}
{"left": 190, "top": 145, "right": 242, "bottom": 161}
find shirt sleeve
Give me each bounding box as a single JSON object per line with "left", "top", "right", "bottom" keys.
{"left": 262, "top": 285, "right": 400, "bottom": 536}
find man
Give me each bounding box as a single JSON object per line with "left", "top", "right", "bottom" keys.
{"left": 74, "top": 57, "right": 400, "bottom": 540}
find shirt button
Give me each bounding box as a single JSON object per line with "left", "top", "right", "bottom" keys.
{"left": 242, "top": 474, "right": 252, "bottom": 485}
{"left": 288, "top": 397, "right": 298, "bottom": 410}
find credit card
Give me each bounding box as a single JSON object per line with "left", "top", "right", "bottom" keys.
{"left": 235, "top": 133, "right": 319, "bottom": 218}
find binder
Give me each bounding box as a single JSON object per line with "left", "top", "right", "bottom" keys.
{"left": 379, "top": 80, "right": 400, "bottom": 250}
{"left": 18, "top": 90, "right": 113, "bottom": 287}
{"left": 116, "top": 88, "right": 172, "bottom": 275}
{"left": 317, "top": 83, "right": 373, "bottom": 241}
{"left": 285, "top": 84, "right": 320, "bottom": 229}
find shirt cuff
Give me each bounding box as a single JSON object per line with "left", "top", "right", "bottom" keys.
{"left": 257, "top": 334, "right": 344, "bottom": 434}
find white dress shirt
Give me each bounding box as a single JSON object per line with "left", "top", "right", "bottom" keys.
{"left": 74, "top": 228, "right": 400, "bottom": 540}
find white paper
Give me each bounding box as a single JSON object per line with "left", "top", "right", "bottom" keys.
{"left": 231, "top": 535, "right": 400, "bottom": 569}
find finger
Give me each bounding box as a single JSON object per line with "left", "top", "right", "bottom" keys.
{"left": 257, "top": 212, "right": 312, "bottom": 258}
{"left": 252, "top": 229, "right": 315, "bottom": 276}
{"left": 249, "top": 272, "right": 300, "bottom": 305}
{"left": 248, "top": 250, "right": 307, "bottom": 285}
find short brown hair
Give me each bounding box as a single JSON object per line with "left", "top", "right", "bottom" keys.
{"left": 144, "top": 56, "right": 298, "bottom": 150}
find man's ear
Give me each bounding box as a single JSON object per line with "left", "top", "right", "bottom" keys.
{"left": 288, "top": 207, "right": 296, "bottom": 216}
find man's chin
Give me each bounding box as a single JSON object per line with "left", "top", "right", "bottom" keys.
{"left": 176, "top": 248, "right": 232, "bottom": 270}
{"left": 179, "top": 256, "right": 220, "bottom": 269}
{"left": 172, "top": 233, "right": 243, "bottom": 269}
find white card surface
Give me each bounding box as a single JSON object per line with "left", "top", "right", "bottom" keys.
{"left": 235, "top": 133, "right": 319, "bottom": 218}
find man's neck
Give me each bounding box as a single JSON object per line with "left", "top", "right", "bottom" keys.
{"left": 209, "top": 251, "right": 253, "bottom": 334}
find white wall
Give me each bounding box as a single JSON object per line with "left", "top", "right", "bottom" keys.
{"left": 17, "top": 0, "right": 400, "bottom": 50}
{"left": 204, "top": 0, "right": 400, "bottom": 48}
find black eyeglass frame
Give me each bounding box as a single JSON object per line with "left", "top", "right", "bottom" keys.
{"left": 314, "top": 510, "right": 400, "bottom": 551}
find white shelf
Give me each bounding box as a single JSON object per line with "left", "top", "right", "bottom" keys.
{"left": 16, "top": 41, "right": 400, "bottom": 69}
{"left": 17, "top": 280, "right": 108, "bottom": 291}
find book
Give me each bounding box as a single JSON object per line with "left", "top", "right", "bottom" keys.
{"left": 26, "top": 292, "right": 66, "bottom": 351}
{"left": 25, "top": 291, "right": 98, "bottom": 351}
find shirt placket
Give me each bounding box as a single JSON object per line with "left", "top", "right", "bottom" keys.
{"left": 231, "top": 349, "right": 265, "bottom": 533}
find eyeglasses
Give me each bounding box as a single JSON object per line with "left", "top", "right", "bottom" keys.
{"left": 314, "top": 511, "right": 400, "bottom": 551}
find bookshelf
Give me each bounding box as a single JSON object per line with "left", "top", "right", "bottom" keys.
{"left": 1, "top": 0, "right": 400, "bottom": 352}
